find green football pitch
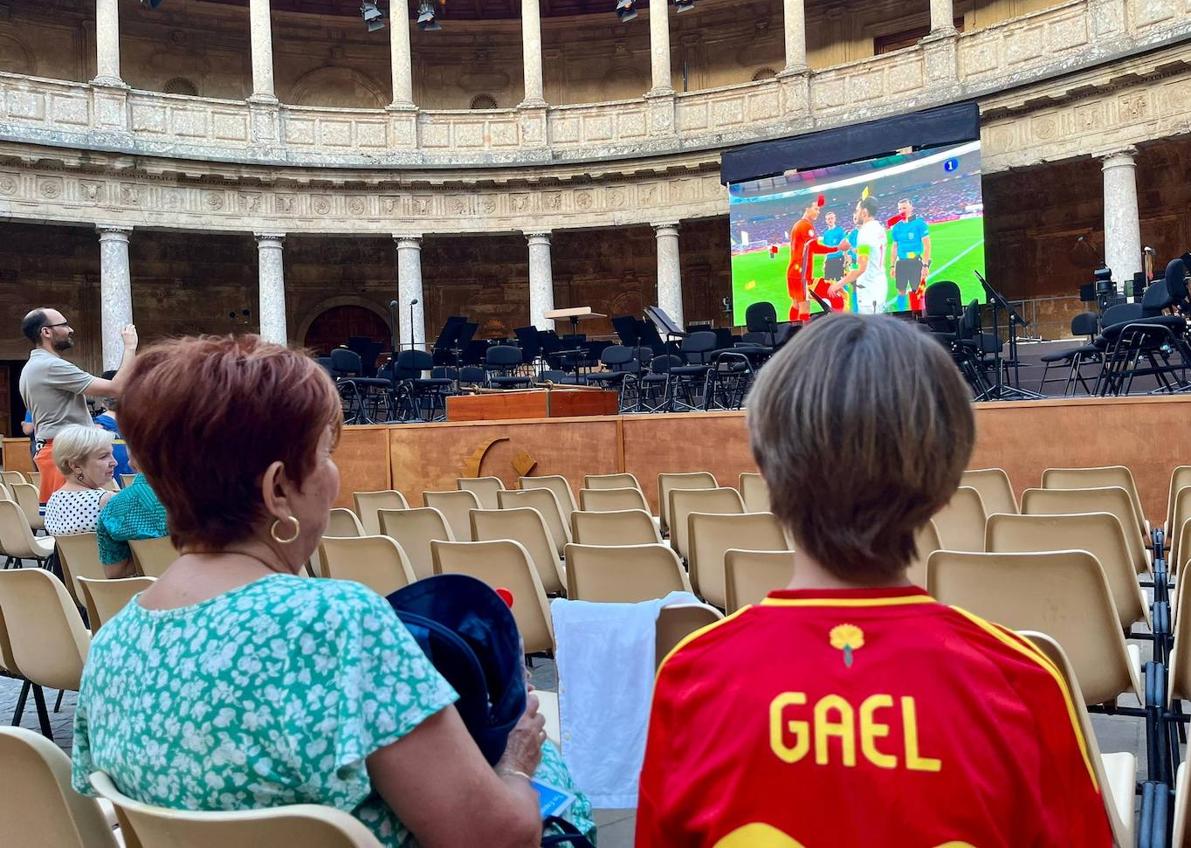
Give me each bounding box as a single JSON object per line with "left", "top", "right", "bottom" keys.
{"left": 730, "top": 216, "right": 986, "bottom": 324}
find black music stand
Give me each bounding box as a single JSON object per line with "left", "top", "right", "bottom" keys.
{"left": 431, "top": 316, "right": 468, "bottom": 366}
{"left": 976, "top": 271, "right": 1044, "bottom": 400}
{"left": 645, "top": 306, "right": 686, "bottom": 350}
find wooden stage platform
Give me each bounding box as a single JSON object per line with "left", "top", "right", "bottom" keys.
{"left": 5, "top": 394, "right": 1188, "bottom": 520}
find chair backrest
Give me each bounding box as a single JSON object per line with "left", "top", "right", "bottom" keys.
{"left": 1168, "top": 485, "right": 1191, "bottom": 574}
{"left": 1042, "top": 466, "right": 1147, "bottom": 538}
{"left": 1017, "top": 632, "right": 1135, "bottom": 848}
{"left": 987, "top": 512, "right": 1146, "bottom": 632}
{"left": 583, "top": 472, "right": 641, "bottom": 491}
{"left": 0, "top": 728, "right": 119, "bottom": 848}
{"left": 570, "top": 509, "right": 660, "bottom": 545}
{"left": 325, "top": 508, "right": 366, "bottom": 539}
{"left": 0, "top": 470, "right": 27, "bottom": 487}
{"left": 430, "top": 539, "right": 555, "bottom": 654}
{"left": 469, "top": 507, "right": 563, "bottom": 595}
{"left": 498, "top": 488, "right": 570, "bottom": 556}
{"left": 930, "top": 486, "right": 987, "bottom": 552}
{"left": 89, "top": 772, "right": 383, "bottom": 848}
{"left": 687, "top": 510, "right": 786, "bottom": 607}
{"left": 0, "top": 568, "right": 89, "bottom": 692}
{"left": 0, "top": 498, "right": 45, "bottom": 559}
{"left": 1021, "top": 486, "right": 1148, "bottom": 574}
{"left": 378, "top": 507, "right": 453, "bottom": 581}
{"left": 657, "top": 471, "right": 717, "bottom": 535}
{"left": 1168, "top": 565, "right": 1191, "bottom": 704}
{"left": 724, "top": 549, "right": 795, "bottom": 613}
{"left": 906, "top": 520, "right": 941, "bottom": 589}
{"left": 655, "top": 604, "right": 723, "bottom": 670}
{"left": 129, "top": 535, "right": 179, "bottom": 579}
{"left": 352, "top": 490, "right": 409, "bottom": 536}
{"left": 485, "top": 344, "right": 522, "bottom": 369}
{"left": 319, "top": 536, "right": 417, "bottom": 596}
{"left": 120, "top": 473, "right": 137, "bottom": 489}
{"left": 55, "top": 532, "right": 106, "bottom": 605}
{"left": 745, "top": 301, "right": 778, "bottom": 333}
{"left": 518, "top": 475, "right": 577, "bottom": 521}
{"left": 926, "top": 550, "right": 1140, "bottom": 705}
{"left": 11, "top": 482, "right": 43, "bottom": 531}
{"left": 422, "top": 489, "right": 480, "bottom": 542}
{"left": 578, "top": 486, "right": 649, "bottom": 514}
{"left": 1167, "top": 465, "right": 1191, "bottom": 534}
{"left": 738, "top": 472, "right": 770, "bottom": 513}
{"left": 563, "top": 543, "right": 688, "bottom": 602}
{"left": 457, "top": 476, "right": 505, "bottom": 510}
{"left": 669, "top": 487, "right": 744, "bottom": 562}
{"left": 960, "top": 468, "right": 1017, "bottom": 516}
{"left": 77, "top": 576, "right": 155, "bottom": 632}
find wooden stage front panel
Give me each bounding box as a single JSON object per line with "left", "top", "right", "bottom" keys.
{"left": 445, "top": 389, "right": 619, "bottom": 422}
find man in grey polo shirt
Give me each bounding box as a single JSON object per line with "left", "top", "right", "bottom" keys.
{"left": 18, "top": 308, "right": 138, "bottom": 502}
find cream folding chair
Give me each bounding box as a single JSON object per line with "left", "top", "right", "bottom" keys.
{"left": 1168, "top": 486, "right": 1191, "bottom": 575}
{"left": 724, "top": 549, "right": 795, "bottom": 612}
{"left": 76, "top": 576, "right": 155, "bottom": 633}
{"left": 564, "top": 543, "right": 689, "bottom": 602}
{"left": 129, "top": 536, "right": 179, "bottom": 579}
{"left": 0, "top": 470, "right": 27, "bottom": 488}
{"left": 0, "top": 568, "right": 90, "bottom": 741}
{"left": 961, "top": 468, "right": 1017, "bottom": 516}
{"left": 457, "top": 476, "right": 505, "bottom": 510}
{"left": 669, "top": 487, "right": 744, "bottom": 564}
{"left": 378, "top": 507, "right": 453, "bottom": 581}
{"left": 353, "top": 490, "right": 409, "bottom": 536}
{"left": 657, "top": 471, "right": 717, "bottom": 536}
{"left": 1019, "top": 632, "right": 1136, "bottom": 848}
{"left": 56, "top": 532, "right": 107, "bottom": 606}
{"left": 655, "top": 604, "right": 723, "bottom": 670}
{"left": 431, "top": 539, "right": 555, "bottom": 655}
{"left": 423, "top": 489, "right": 480, "bottom": 542}
{"left": 11, "top": 483, "right": 44, "bottom": 533}
{"left": 1177, "top": 763, "right": 1190, "bottom": 848}
{"left": 584, "top": 472, "right": 641, "bottom": 491}
{"left": 578, "top": 487, "right": 650, "bottom": 514}
{"left": 28, "top": 471, "right": 41, "bottom": 490}
{"left": 518, "top": 475, "right": 577, "bottom": 524}
{"left": 320, "top": 536, "right": 417, "bottom": 597}
{"left": 498, "top": 488, "right": 570, "bottom": 558}
{"left": 1022, "top": 486, "right": 1150, "bottom": 574}
{"left": 930, "top": 486, "right": 986, "bottom": 553}
{"left": 570, "top": 509, "right": 660, "bottom": 546}
{"left": 90, "top": 771, "right": 382, "bottom": 848}
{"left": 1042, "top": 466, "right": 1149, "bottom": 542}
{"left": 987, "top": 512, "right": 1150, "bottom": 633}
{"left": 687, "top": 510, "right": 786, "bottom": 608}
{"left": 738, "top": 472, "right": 771, "bottom": 513}
{"left": 0, "top": 727, "right": 119, "bottom": 848}
{"left": 926, "top": 550, "right": 1143, "bottom": 707}
{"left": 0, "top": 499, "right": 54, "bottom": 569}
{"left": 906, "top": 520, "right": 941, "bottom": 589}
{"left": 309, "top": 509, "right": 367, "bottom": 579}
{"left": 1165, "top": 466, "right": 1191, "bottom": 537}
{"left": 0, "top": 480, "right": 9, "bottom": 501}
{"left": 470, "top": 507, "right": 564, "bottom": 595}
{"left": 1165, "top": 567, "right": 1191, "bottom": 711}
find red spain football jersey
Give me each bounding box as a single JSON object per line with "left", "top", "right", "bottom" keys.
{"left": 636, "top": 586, "right": 1112, "bottom": 848}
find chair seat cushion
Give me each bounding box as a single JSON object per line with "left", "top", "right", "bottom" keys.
{"left": 1040, "top": 349, "right": 1077, "bottom": 363}
{"left": 670, "top": 365, "right": 710, "bottom": 376}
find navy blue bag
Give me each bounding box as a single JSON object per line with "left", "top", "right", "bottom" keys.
{"left": 386, "top": 573, "right": 527, "bottom": 766}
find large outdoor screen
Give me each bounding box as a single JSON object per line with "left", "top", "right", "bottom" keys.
{"left": 728, "top": 140, "right": 985, "bottom": 324}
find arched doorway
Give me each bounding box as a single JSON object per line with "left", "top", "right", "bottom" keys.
{"left": 304, "top": 305, "right": 392, "bottom": 365}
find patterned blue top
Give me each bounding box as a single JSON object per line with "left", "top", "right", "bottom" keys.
{"left": 96, "top": 473, "right": 169, "bottom": 566}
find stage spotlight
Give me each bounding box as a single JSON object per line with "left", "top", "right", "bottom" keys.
{"left": 675, "top": 0, "right": 696, "bottom": 13}
{"left": 615, "top": 0, "right": 638, "bottom": 22}
{"left": 361, "top": 1, "right": 386, "bottom": 31}
{"left": 417, "top": 0, "right": 442, "bottom": 30}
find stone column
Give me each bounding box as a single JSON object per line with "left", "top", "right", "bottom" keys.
{"left": 248, "top": 0, "right": 278, "bottom": 103}
{"left": 97, "top": 226, "right": 133, "bottom": 372}
{"left": 92, "top": 0, "right": 124, "bottom": 86}
{"left": 395, "top": 236, "right": 426, "bottom": 350}
{"left": 648, "top": 0, "right": 673, "bottom": 95}
{"left": 389, "top": 9, "right": 414, "bottom": 107}
{"left": 929, "top": 0, "right": 957, "bottom": 34}
{"left": 255, "top": 233, "right": 287, "bottom": 344}
{"left": 782, "top": 0, "right": 808, "bottom": 73}
{"left": 520, "top": 0, "right": 546, "bottom": 107}
{"left": 526, "top": 232, "right": 555, "bottom": 331}
{"left": 654, "top": 223, "right": 684, "bottom": 330}
{"left": 1102, "top": 149, "right": 1142, "bottom": 288}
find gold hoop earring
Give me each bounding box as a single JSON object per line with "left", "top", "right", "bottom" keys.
{"left": 270, "top": 515, "right": 301, "bottom": 544}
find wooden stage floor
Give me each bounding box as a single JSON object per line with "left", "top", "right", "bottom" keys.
{"left": 325, "top": 393, "right": 1191, "bottom": 521}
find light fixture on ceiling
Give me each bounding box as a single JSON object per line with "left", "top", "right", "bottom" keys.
{"left": 361, "top": 1, "right": 386, "bottom": 31}
{"left": 615, "top": 0, "right": 637, "bottom": 23}
{"left": 675, "top": 0, "right": 695, "bottom": 12}
{"left": 417, "top": 0, "right": 443, "bottom": 30}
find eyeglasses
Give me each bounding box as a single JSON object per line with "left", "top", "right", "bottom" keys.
{"left": 43, "top": 321, "right": 71, "bottom": 329}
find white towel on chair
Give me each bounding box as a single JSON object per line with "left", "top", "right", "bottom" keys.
{"left": 550, "top": 591, "right": 700, "bottom": 808}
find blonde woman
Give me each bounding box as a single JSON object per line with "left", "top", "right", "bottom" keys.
{"left": 44, "top": 424, "right": 117, "bottom": 536}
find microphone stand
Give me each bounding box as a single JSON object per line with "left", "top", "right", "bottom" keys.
{"left": 388, "top": 300, "right": 400, "bottom": 356}
{"left": 408, "top": 299, "right": 419, "bottom": 352}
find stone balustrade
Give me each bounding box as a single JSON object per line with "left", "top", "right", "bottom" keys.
{"left": 0, "top": 0, "right": 1186, "bottom": 171}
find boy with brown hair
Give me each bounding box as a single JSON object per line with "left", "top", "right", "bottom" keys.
{"left": 637, "top": 313, "right": 1112, "bottom": 847}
